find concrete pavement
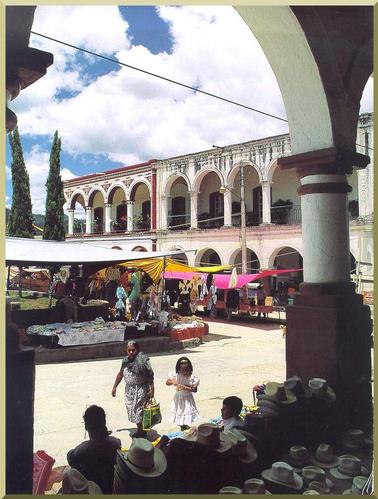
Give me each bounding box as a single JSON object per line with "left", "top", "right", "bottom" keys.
{"left": 33, "top": 320, "right": 286, "bottom": 467}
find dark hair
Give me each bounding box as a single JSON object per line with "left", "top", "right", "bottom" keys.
{"left": 175, "top": 356, "right": 193, "bottom": 375}
{"left": 83, "top": 405, "right": 107, "bottom": 438}
{"left": 223, "top": 396, "right": 243, "bottom": 416}
{"left": 127, "top": 340, "right": 140, "bottom": 352}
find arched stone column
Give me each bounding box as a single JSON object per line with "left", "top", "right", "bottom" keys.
{"left": 104, "top": 203, "right": 112, "bottom": 233}
{"left": 67, "top": 209, "right": 74, "bottom": 235}
{"left": 189, "top": 191, "right": 198, "bottom": 229}
{"left": 223, "top": 189, "right": 232, "bottom": 227}
{"left": 161, "top": 195, "right": 170, "bottom": 230}
{"left": 85, "top": 206, "right": 93, "bottom": 235}
{"left": 127, "top": 201, "right": 134, "bottom": 232}
{"left": 261, "top": 181, "right": 272, "bottom": 224}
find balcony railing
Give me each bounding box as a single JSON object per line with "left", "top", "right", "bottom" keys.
{"left": 167, "top": 213, "right": 191, "bottom": 230}
{"left": 271, "top": 204, "right": 301, "bottom": 224}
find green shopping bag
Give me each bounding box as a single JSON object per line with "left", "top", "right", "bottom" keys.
{"left": 142, "top": 398, "right": 162, "bottom": 430}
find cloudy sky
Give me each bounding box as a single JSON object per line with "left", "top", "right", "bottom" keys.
{"left": 6, "top": 5, "right": 373, "bottom": 214}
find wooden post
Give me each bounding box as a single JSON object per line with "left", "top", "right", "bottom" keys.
{"left": 18, "top": 266, "right": 22, "bottom": 298}
{"left": 6, "top": 266, "right": 11, "bottom": 296}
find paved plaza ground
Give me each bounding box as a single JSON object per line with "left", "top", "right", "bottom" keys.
{"left": 33, "top": 320, "right": 286, "bottom": 467}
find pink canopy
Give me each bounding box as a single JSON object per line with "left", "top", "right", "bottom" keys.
{"left": 163, "top": 268, "right": 302, "bottom": 289}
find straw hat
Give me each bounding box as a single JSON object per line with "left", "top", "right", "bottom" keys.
{"left": 123, "top": 438, "right": 167, "bottom": 477}
{"left": 342, "top": 475, "right": 368, "bottom": 494}
{"left": 341, "top": 429, "right": 370, "bottom": 450}
{"left": 219, "top": 486, "right": 243, "bottom": 494}
{"left": 284, "top": 445, "right": 312, "bottom": 471}
{"left": 307, "top": 378, "right": 336, "bottom": 402}
{"left": 310, "top": 443, "right": 338, "bottom": 468}
{"left": 261, "top": 462, "right": 303, "bottom": 491}
{"left": 302, "top": 466, "right": 333, "bottom": 492}
{"left": 329, "top": 455, "right": 368, "bottom": 480}
{"left": 303, "top": 491, "right": 320, "bottom": 495}
{"left": 264, "top": 382, "right": 297, "bottom": 404}
{"left": 61, "top": 468, "right": 102, "bottom": 494}
{"left": 226, "top": 429, "right": 258, "bottom": 463}
{"left": 284, "top": 376, "right": 312, "bottom": 399}
{"left": 186, "top": 423, "right": 232, "bottom": 453}
{"left": 244, "top": 478, "right": 272, "bottom": 494}
{"left": 59, "top": 268, "right": 70, "bottom": 284}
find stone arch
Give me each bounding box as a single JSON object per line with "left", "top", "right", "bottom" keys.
{"left": 268, "top": 245, "right": 303, "bottom": 269}
{"left": 169, "top": 246, "right": 189, "bottom": 265}
{"left": 227, "top": 161, "right": 262, "bottom": 188}
{"left": 132, "top": 246, "right": 148, "bottom": 252}
{"left": 87, "top": 186, "right": 106, "bottom": 207}
{"left": 235, "top": 6, "right": 372, "bottom": 153}
{"left": 164, "top": 173, "right": 191, "bottom": 195}
{"left": 266, "top": 158, "right": 279, "bottom": 183}
{"left": 129, "top": 178, "right": 152, "bottom": 201}
{"left": 106, "top": 182, "right": 128, "bottom": 204}
{"left": 192, "top": 168, "right": 224, "bottom": 193}
{"left": 69, "top": 189, "right": 86, "bottom": 209}
{"left": 194, "top": 247, "right": 223, "bottom": 267}
{"left": 229, "top": 247, "right": 262, "bottom": 274}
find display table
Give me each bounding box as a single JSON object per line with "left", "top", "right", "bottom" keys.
{"left": 166, "top": 319, "right": 208, "bottom": 341}
{"left": 27, "top": 319, "right": 159, "bottom": 348}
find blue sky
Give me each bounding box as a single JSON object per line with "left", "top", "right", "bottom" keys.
{"left": 6, "top": 5, "right": 373, "bottom": 214}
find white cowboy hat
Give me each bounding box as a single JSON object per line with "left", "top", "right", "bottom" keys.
{"left": 308, "top": 378, "right": 336, "bottom": 402}
{"left": 343, "top": 475, "right": 368, "bottom": 494}
{"left": 61, "top": 468, "right": 102, "bottom": 494}
{"left": 302, "top": 465, "right": 333, "bottom": 492}
{"left": 226, "top": 429, "right": 258, "bottom": 463}
{"left": 302, "top": 491, "right": 320, "bottom": 495}
{"left": 261, "top": 461, "right": 303, "bottom": 491}
{"left": 310, "top": 443, "right": 338, "bottom": 468}
{"left": 330, "top": 455, "right": 368, "bottom": 480}
{"left": 186, "top": 423, "right": 232, "bottom": 453}
{"left": 306, "top": 480, "right": 331, "bottom": 494}
{"left": 244, "top": 478, "right": 272, "bottom": 494}
{"left": 264, "top": 382, "right": 297, "bottom": 404}
{"left": 122, "top": 438, "right": 167, "bottom": 478}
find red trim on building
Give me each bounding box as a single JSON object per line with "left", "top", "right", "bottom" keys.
{"left": 298, "top": 182, "right": 352, "bottom": 195}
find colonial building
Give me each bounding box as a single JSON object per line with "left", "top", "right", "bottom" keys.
{"left": 63, "top": 112, "right": 373, "bottom": 289}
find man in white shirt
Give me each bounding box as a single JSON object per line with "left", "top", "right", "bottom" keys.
{"left": 221, "top": 396, "right": 245, "bottom": 431}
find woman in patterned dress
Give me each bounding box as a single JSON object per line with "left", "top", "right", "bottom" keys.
{"left": 112, "top": 340, "right": 154, "bottom": 437}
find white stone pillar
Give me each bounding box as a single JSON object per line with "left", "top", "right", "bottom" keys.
{"left": 300, "top": 174, "right": 351, "bottom": 283}
{"left": 127, "top": 201, "right": 134, "bottom": 232}
{"left": 161, "top": 195, "right": 169, "bottom": 230}
{"left": 104, "top": 203, "right": 112, "bottom": 233}
{"left": 85, "top": 207, "right": 93, "bottom": 234}
{"left": 261, "top": 180, "right": 272, "bottom": 224}
{"left": 67, "top": 209, "right": 74, "bottom": 235}
{"left": 189, "top": 191, "right": 198, "bottom": 229}
{"left": 223, "top": 188, "right": 232, "bottom": 227}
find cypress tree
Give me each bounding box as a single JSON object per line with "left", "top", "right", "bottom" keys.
{"left": 8, "top": 127, "right": 34, "bottom": 238}
{"left": 43, "top": 131, "right": 66, "bottom": 240}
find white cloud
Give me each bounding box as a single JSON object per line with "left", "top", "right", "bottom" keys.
{"left": 11, "top": 5, "right": 372, "bottom": 173}
{"left": 61, "top": 168, "right": 77, "bottom": 181}
{"left": 360, "top": 76, "right": 373, "bottom": 114}
{"left": 13, "top": 6, "right": 288, "bottom": 166}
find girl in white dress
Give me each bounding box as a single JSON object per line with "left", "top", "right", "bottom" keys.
{"left": 166, "top": 356, "right": 200, "bottom": 431}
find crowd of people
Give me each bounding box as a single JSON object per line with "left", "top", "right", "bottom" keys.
{"left": 49, "top": 340, "right": 372, "bottom": 495}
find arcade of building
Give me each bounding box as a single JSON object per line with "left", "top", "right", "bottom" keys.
{"left": 63, "top": 113, "right": 373, "bottom": 290}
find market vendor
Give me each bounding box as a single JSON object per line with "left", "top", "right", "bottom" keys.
{"left": 127, "top": 269, "right": 142, "bottom": 321}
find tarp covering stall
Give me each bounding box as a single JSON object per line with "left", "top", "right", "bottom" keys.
{"left": 163, "top": 268, "right": 302, "bottom": 289}
{"left": 5, "top": 237, "right": 190, "bottom": 267}
{"left": 95, "top": 258, "right": 231, "bottom": 282}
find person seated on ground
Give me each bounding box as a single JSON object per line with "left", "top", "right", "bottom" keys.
{"left": 67, "top": 405, "right": 121, "bottom": 494}
{"left": 221, "top": 396, "right": 245, "bottom": 431}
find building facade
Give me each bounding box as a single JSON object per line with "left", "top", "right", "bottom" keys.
{"left": 64, "top": 112, "right": 373, "bottom": 288}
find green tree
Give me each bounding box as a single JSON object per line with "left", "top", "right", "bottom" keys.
{"left": 8, "top": 127, "right": 34, "bottom": 238}
{"left": 43, "top": 131, "right": 65, "bottom": 240}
